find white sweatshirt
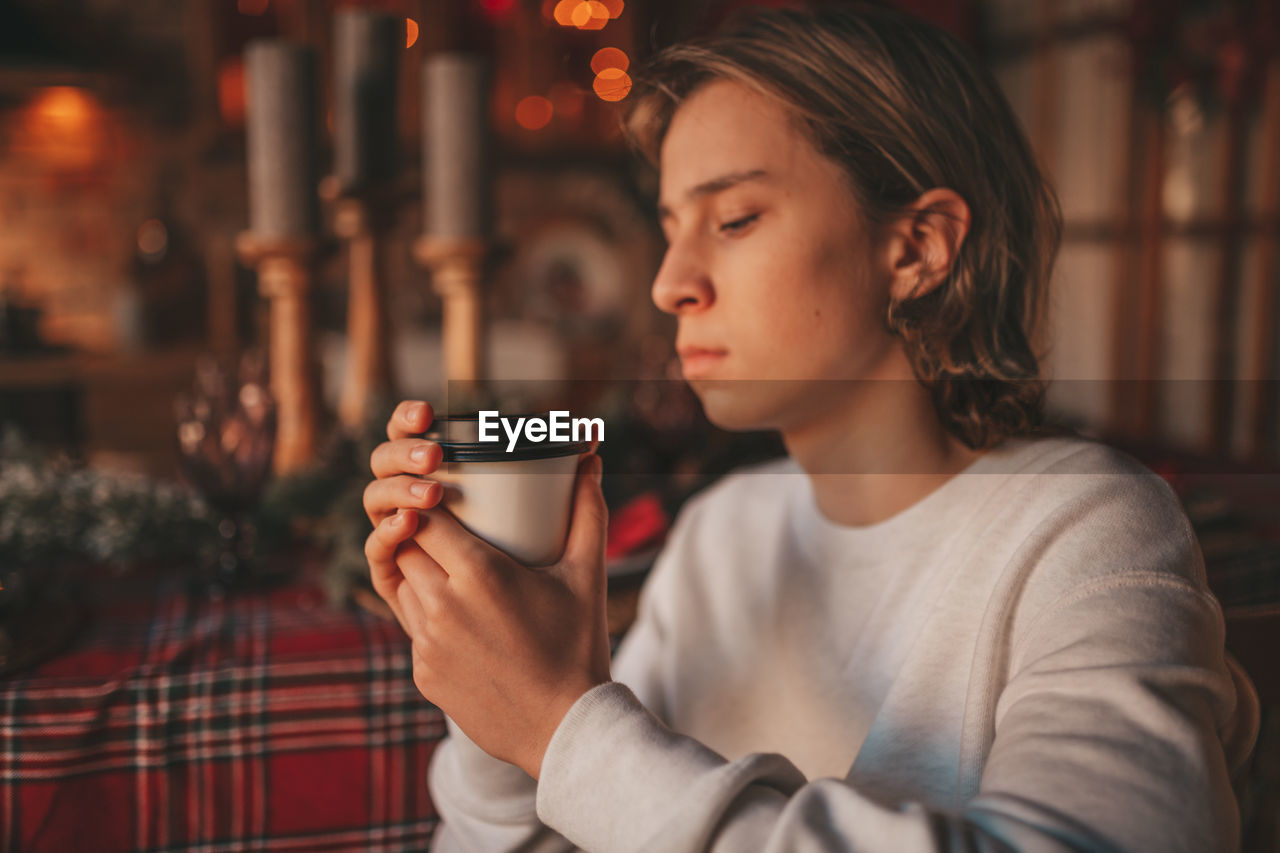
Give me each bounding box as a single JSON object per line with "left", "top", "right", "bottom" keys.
{"left": 427, "top": 434, "right": 1259, "bottom": 852}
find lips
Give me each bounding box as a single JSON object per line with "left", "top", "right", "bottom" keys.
{"left": 676, "top": 345, "right": 728, "bottom": 379}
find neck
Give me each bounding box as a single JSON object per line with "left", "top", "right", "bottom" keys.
{"left": 781, "top": 349, "right": 985, "bottom": 528}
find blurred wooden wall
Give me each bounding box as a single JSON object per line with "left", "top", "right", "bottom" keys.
{"left": 984, "top": 0, "right": 1280, "bottom": 462}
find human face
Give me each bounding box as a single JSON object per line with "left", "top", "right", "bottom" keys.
{"left": 651, "top": 79, "right": 903, "bottom": 433}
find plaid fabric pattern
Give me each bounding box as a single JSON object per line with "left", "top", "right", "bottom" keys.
{"left": 0, "top": 572, "right": 445, "bottom": 852}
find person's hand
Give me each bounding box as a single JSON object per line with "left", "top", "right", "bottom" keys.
{"left": 396, "top": 447, "right": 611, "bottom": 780}
{"left": 362, "top": 400, "right": 611, "bottom": 779}
{"left": 363, "top": 400, "right": 445, "bottom": 634}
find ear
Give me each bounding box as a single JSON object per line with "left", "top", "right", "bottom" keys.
{"left": 883, "top": 188, "right": 971, "bottom": 304}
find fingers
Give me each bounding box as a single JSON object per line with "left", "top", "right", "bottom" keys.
{"left": 395, "top": 532, "right": 450, "bottom": 617}
{"left": 560, "top": 454, "right": 607, "bottom": 582}
{"left": 363, "top": 475, "right": 443, "bottom": 526}
{"left": 388, "top": 400, "right": 434, "bottom": 441}
{"left": 370, "top": 438, "right": 442, "bottom": 479}
{"left": 365, "top": 508, "right": 420, "bottom": 632}
{"left": 397, "top": 580, "right": 429, "bottom": 639}
{"left": 412, "top": 506, "right": 501, "bottom": 578}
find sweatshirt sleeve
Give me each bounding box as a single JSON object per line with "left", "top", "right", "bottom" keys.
{"left": 426, "top": 512, "right": 692, "bottom": 853}
{"left": 426, "top": 712, "right": 574, "bottom": 853}
{"left": 533, "top": 550, "right": 1256, "bottom": 851}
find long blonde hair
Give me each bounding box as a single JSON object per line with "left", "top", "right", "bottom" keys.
{"left": 624, "top": 4, "right": 1063, "bottom": 450}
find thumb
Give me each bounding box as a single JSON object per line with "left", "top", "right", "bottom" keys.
{"left": 559, "top": 454, "right": 607, "bottom": 587}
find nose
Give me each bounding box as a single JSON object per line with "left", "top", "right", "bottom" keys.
{"left": 651, "top": 242, "right": 715, "bottom": 316}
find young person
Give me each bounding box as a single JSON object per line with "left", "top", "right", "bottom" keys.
{"left": 362, "top": 5, "right": 1258, "bottom": 850}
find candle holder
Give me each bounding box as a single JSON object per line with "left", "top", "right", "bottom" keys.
{"left": 414, "top": 236, "right": 490, "bottom": 398}
{"left": 321, "top": 177, "right": 402, "bottom": 434}
{"left": 235, "top": 231, "right": 320, "bottom": 474}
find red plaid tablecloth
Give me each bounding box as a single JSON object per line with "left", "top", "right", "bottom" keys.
{"left": 0, "top": 570, "right": 445, "bottom": 852}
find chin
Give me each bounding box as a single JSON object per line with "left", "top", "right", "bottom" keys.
{"left": 688, "top": 379, "right": 800, "bottom": 433}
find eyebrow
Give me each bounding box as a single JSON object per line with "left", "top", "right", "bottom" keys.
{"left": 656, "top": 168, "right": 772, "bottom": 223}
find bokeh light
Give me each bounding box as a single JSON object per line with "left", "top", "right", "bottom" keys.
{"left": 590, "top": 47, "right": 629, "bottom": 75}
{"left": 478, "top": 0, "right": 517, "bottom": 15}
{"left": 136, "top": 219, "right": 169, "bottom": 260}
{"left": 553, "top": 0, "right": 576, "bottom": 26}
{"left": 217, "top": 58, "right": 246, "bottom": 125}
{"left": 515, "top": 95, "right": 554, "bottom": 130}
{"left": 574, "top": 1, "right": 610, "bottom": 29}
{"left": 592, "top": 68, "right": 631, "bottom": 102}
{"left": 20, "top": 86, "right": 107, "bottom": 169}
{"left": 33, "top": 87, "right": 96, "bottom": 132}
{"left": 405, "top": 18, "right": 419, "bottom": 48}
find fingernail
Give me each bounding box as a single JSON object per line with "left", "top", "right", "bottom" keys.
{"left": 410, "top": 481, "right": 429, "bottom": 499}
{"left": 410, "top": 444, "right": 430, "bottom": 464}
{"left": 390, "top": 509, "right": 405, "bottom": 526}
{"left": 407, "top": 403, "right": 425, "bottom": 424}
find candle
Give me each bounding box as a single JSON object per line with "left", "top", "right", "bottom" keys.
{"left": 422, "top": 53, "right": 492, "bottom": 241}
{"left": 333, "top": 10, "right": 400, "bottom": 193}
{"left": 244, "top": 40, "right": 321, "bottom": 239}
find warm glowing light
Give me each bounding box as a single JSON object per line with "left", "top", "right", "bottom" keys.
{"left": 136, "top": 219, "right": 169, "bottom": 258}
{"left": 553, "top": 0, "right": 576, "bottom": 26}
{"left": 600, "top": 0, "right": 624, "bottom": 17}
{"left": 593, "top": 68, "right": 631, "bottom": 101}
{"left": 238, "top": 0, "right": 269, "bottom": 16}
{"left": 217, "top": 58, "right": 246, "bottom": 125}
{"left": 405, "top": 18, "right": 419, "bottom": 48}
{"left": 34, "top": 87, "right": 94, "bottom": 130}
{"left": 572, "top": 1, "right": 609, "bottom": 29}
{"left": 590, "top": 47, "right": 628, "bottom": 75}
{"left": 21, "top": 86, "right": 106, "bottom": 170}
{"left": 515, "top": 95, "right": 554, "bottom": 130}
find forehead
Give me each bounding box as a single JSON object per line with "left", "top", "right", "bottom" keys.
{"left": 658, "top": 79, "right": 813, "bottom": 202}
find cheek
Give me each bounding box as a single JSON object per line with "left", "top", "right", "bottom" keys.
{"left": 719, "top": 225, "right": 885, "bottom": 371}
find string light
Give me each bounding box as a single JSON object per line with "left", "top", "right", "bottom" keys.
{"left": 515, "top": 95, "right": 554, "bottom": 130}
{"left": 592, "top": 67, "right": 631, "bottom": 101}
{"left": 571, "top": 1, "right": 609, "bottom": 30}
{"left": 553, "top": 0, "right": 576, "bottom": 26}
{"left": 590, "top": 47, "right": 628, "bottom": 75}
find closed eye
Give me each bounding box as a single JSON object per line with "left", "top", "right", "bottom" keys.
{"left": 719, "top": 213, "right": 760, "bottom": 235}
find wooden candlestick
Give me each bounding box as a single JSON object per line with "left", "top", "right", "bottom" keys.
{"left": 418, "top": 53, "right": 492, "bottom": 409}
{"left": 235, "top": 232, "right": 319, "bottom": 474}
{"left": 324, "top": 179, "right": 397, "bottom": 433}
{"left": 414, "top": 237, "right": 488, "bottom": 400}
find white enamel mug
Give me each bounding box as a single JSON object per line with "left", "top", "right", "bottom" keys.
{"left": 425, "top": 414, "right": 592, "bottom": 567}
